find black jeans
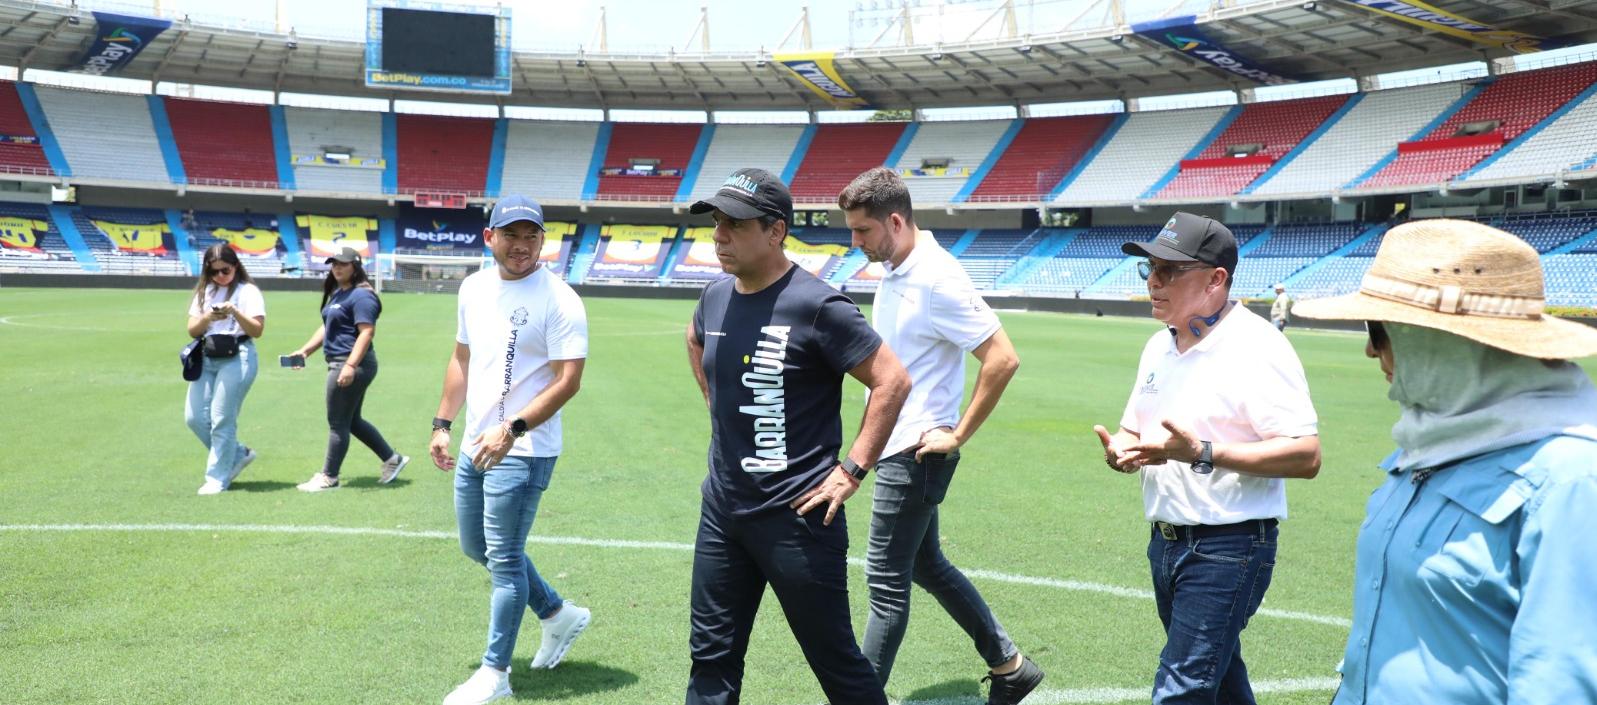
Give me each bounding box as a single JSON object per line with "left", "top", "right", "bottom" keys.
{"left": 687, "top": 499, "right": 887, "bottom": 705}
{"left": 322, "top": 354, "right": 394, "bottom": 478}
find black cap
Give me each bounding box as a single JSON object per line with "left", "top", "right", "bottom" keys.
{"left": 1121, "top": 212, "right": 1238, "bottom": 276}
{"left": 324, "top": 247, "right": 361, "bottom": 264}
{"left": 690, "top": 168, "right": 793, "bottom": 223}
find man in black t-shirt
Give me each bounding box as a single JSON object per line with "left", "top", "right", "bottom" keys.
{"left": 684, "top": 168, "right": 911, "bottom": 705}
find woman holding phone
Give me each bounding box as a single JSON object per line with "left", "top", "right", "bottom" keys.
{"left": 285, "top": 247, "right": 408, "bottom": 492}
{"left": 186, "top": 244, "right": 266, "bottom": 495}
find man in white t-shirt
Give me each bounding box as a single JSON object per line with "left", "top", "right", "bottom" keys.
{"left": 1094, "top": 212, "right": 1321, "bottom": 705}
{"left": 429, "top": 195, "right": 592, "bottom": 705}
{"left": 839, "top": 168, "right": 1043, "bottom": 705}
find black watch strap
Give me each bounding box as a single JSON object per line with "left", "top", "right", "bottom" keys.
{"left": 841, "top": 457, "right": 868, "bottom": 481}
{"left": 508, "top": 417, "right": 529, "bottom": 438}
{"left": 432, "top": 417, "right": 452, "bottom": 432}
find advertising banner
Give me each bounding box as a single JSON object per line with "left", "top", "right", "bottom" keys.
{"left": 72, "top": 12, "right": 171, "bottom": 76}
{"left": 1339, "top": 0, "right": 1563, "bottom": 54}
{"left": 539, "top": 221, "right": 577, "bottom": 275}
{"left": 1133, "top": 17, "right": 1299, "bottom": 86}
{"left": 588, "top": 224, "right": 674, "bottom": 277}
{"left": 93, "top": 219, "right": 170, "bottom": 256}
{"left": 297, "top": 215, "right": 378, "bottom": 259}
{"left": 397, "top": 208, "right": 485, "bottom": 252}
{"left": 668, "top": 226, "right": 722, "bottom": 280}
{"left": 211, "top": 227, "right": 281, "bottom": 257}
{"left": 775, "top": 51, "right": 873, "bottom": 110}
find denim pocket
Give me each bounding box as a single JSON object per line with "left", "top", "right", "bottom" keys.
{"left": 1190, "top": 533, "right": 1252, "bottom": 564}
{"left": 918, "top": 451, "right": 959, "bottom": 505}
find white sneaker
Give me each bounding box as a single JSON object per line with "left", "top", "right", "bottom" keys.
{"left": 530, "top": 601, "right": 591, "bottom": 669}
{"left": 378, "top": 453, "right": 410, "bottom": 484}
{"left": 441, "top": 665, "right": 510, "bottom": 705}
{"left": 296, "top": 473, "right": 340, "bottom": 492}
{"left": 225, "top": 446, "right": 257, "bottom": 486}
{"left": 197, "top": 478, "right": 225, "bottom": 496}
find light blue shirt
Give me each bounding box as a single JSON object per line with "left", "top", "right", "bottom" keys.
{"left": 1334, "top": 431, "right": 1597, "bottom": 705}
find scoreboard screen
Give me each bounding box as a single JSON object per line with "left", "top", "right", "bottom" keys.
{"left": 365, "top": 1, "right": 511, "bottom": 95}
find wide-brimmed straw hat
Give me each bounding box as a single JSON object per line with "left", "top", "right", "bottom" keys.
{"left": 1293, "top": 218, "right": 1597, "bottom": 360}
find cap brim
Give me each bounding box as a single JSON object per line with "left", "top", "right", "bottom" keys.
{"left": 690, "top": 194, "right": 765, "bottom": 220}
{"left": 489, "top": 217, "right": 544, "bottom": 229}
{"left": 1294, "top": 291, "right": 1597, "bottom": 360}
{"left": 1121, "top": 240, "right": 1199, "bottom": 262}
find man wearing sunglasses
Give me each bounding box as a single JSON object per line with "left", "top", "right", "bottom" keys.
{"left": 1091, "top": 212, "right": 1322, "bottom": 705}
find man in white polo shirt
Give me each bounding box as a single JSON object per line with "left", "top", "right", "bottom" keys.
{"left": 1094, "top": 212, "right": 1321, "bottom": 705}
{"left": 840, "top": 168, "right": 1043, "bottom": 705}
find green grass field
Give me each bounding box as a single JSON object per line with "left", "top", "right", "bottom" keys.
{"left": 4, "top": 286, "right": 1589, "bottom": 705}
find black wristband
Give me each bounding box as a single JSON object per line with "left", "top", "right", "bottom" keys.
{"left": 432, "top": 417, "right": 452, "bottom": 432}
{"left": 841, "top": 457, "right": 868, "bottom": 481}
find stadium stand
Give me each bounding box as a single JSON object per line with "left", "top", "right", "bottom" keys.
{"left": 1360, "top": 62, "right": 1597, "bottom": 189}
{"left": 282, "top": 107, "right": 385, "bottom": 194}
{"left": 1055, "top": 107, "right": 1228, "bottom": 204}
{"left": 31, "top": 85, "right": 168, "bottom": 183}
{"left": 499, "top": 120, "right": 600, "bottom": 202}
{"left": 395, "top": 114, "right": 494, "bottom": 195}
{"left": 788, "top": 122, "right": 907, "bottom": 202}
{"left": 1492, "top": 211, "right": 1597, "bottom": 251}
{"left": 73, "top": 205, "right": 185, "bottom": 275}
{"left": 1252, "top": 83, "right": 1464, "bottom": 196}
{"left": 595, "top": 123, "right": 703, "bottom": 200}
{"left": 0, "top": 81, "right": 52, "bottom": 176}
{"left": 0, "top": 200, "right": 77, "bottom": 271}
{"left": 1542, "top": 254, "right": 1597, "bottom": 306}
{"left": 1466, "top": 89, "right": 1597, "bottom": 183}
{"left": 1155, "top": 95, "right": 1348, "bottom": 199}
{"left": 686, "top": 124, "right": 806, "bottom": 201}
{"left": 969, "top": 115, "right": 1115, "bottom": 201}
{"left": 889, "top": 119, "right": 1010, "bottom": 205}
{"left": 163, "top": 97, "right": 279, "bottom": 188}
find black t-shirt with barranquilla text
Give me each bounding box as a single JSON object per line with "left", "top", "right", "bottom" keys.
{"left": 692, "top": 265, "right": 881, "bottom": 517}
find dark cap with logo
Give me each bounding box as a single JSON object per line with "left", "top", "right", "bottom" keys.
{"left": 1121, "top": 211, "right": 1238, "bottom": 276}
{"left": 488, "top": 194, "right": 546, "bottom": 229}
{"left": 324, "top": 247, "right": 361, "bottom": 264}
{"left": 689, "top": 168, "right": 793, "bottom": 223}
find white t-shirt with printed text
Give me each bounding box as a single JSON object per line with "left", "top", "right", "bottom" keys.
{"left": 871, "top": 231, "right": 1002, "bottom": 458}
{"left": 187, "top": 282, "right": 267, "bottom": 337}
{"left": 456, "top": 266, "right": 588, "bottom": 459}
{"left": 1117, "top": 305, "right": 1318, "bottom": 525}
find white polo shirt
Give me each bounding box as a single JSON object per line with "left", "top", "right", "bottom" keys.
{"left": 456, "top": 266, "right": 588, "bottom": 459}
{"left": 1117, "top": 304, "right": 1317, "bottom": 525}
{"left": 871, "top": 231, "right": 1002, "bottom": 458}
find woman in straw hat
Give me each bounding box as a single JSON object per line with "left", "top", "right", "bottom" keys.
{"left": 1293, "top": 219, "right": 1597, "bottom": 705}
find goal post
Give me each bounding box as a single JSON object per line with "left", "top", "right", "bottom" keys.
{"left": 378, "top": 252, "right": 493, "bottom": 294}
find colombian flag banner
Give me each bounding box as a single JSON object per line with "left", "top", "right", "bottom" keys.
{"left": 93, "top": 220, "right": 169, "bottom": 255}
{"left": 0, "top": 217, "right": 50, "bottom": 256}
{"left": 775, "top": 51, "right": 872, "bottom": 110}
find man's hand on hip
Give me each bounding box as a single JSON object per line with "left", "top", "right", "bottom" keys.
{"left": 914, "top": 426, "right": 961, "bottom": 461}
{"left": 791, "top": 465, "right": 861, "bottom": 526}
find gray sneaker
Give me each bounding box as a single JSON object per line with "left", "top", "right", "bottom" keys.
{"left": 379, "top": 453, "right": 410, "bottom": 484}
{"left": 225, "top": 446, "right": 256, "bottom": 487}
{"left": 983, "top": 655, "right": 1044, "bottom": 705}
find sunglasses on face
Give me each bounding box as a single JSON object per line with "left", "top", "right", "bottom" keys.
{"left": 1136, "top": 260, "right": 1209, "bottom": 282}
{"left": 1366, "top": 321, "right": 1388, "bottom": 350}
{"left": 209, "top": 266, "right": 235, "bottom": 276}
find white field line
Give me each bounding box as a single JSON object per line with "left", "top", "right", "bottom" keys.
{"left": 0, "top": 522, "right": 1350, "bottom": 629}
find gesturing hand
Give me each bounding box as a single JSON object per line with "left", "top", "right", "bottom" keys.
{"left": 429, "top": 429, "right": 455, "bottom": 471}
{"left": 1119, "top": 419, "right": 1203, "bottom": 469}
{"left": 1094, "top": 425, "right": 1136, "bottom": 474}
{"left": 469, "top": 423, "right": 518, "bottom": 470}
{"left": 791, "top": 466, "right": 861, "bottom": 526}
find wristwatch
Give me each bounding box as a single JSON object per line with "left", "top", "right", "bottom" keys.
{"left": 506, "top": 417, "right": 529, "bottom": 439}
{"left": 432, "top": 417, "right": 452, "bottom": 433}
{"left": 840, "top": 457, "right": 868, "bottom": 482}
{"left": 1191, "top": 440, "right": 1215, "bottom": 475}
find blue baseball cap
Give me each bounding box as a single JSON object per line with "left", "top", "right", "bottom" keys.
{"left": 488, "top": 195, "right": 545, "bottom": 229}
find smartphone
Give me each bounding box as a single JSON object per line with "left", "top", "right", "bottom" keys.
{"left": 279, "top": 354, "right": 305, "bottom": 368}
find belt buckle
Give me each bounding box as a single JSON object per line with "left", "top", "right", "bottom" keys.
{"left": 1157, "top": 522, "right": 1177, "bottom": 541}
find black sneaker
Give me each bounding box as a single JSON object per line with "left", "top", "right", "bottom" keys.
{"left": 982, "top": 655, "right": 1044, "bottom": 705}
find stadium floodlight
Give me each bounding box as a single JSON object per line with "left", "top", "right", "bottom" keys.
{"left": 1109, "top": 34, "right": 1124, "bottom": 43}
{"left": 928, "top": 52, "right": 944, "bottom": 61}
{"left": 1016, "top": 44, "right": 1033, "bottom": 54}
{"left": 1300, "top": 1, "right": 1317, "bottom": 9}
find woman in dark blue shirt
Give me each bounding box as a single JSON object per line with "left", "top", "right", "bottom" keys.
{"left": 286, "top": 248, "right": 408, "bottom": 491}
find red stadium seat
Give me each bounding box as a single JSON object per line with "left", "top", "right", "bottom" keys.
{"left": 970, "top": 115, "right": 1116, "bottom": 201}
{"left": 0, "top": 81, "right": 55, "bottom": 177}
{"left": 595, "top": 123, "right": 704, "bottom": 200}
{"left": 395, "top": 114, "right": 495, "bottom": 196}
{"left": 164, "top": 97, "right": 278, "bottom": 188}
{"left": 1156, "top": 95, "right": 1348, "bottom": 199}
{"left": 789, "top": 123, "right": 908, "bottom": 202}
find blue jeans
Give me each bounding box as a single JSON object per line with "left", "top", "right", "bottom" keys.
{"left": 454, "top": 454, "right": 563, "bottom": 671}
{"left": 862, "top": 451, "right": 1015, "bottom": 685}
{"left": 184, "top": 342, "right": 258, "bottom": 485}
{"left": 1147, "top": 522, "right": 1277, "bottom": 705}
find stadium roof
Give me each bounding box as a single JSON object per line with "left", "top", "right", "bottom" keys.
{"left": 4, "top": 0, "right": 1597, "bottom": 111}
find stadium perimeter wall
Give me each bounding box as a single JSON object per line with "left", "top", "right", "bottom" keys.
{"left": 11, "top": 273, "right": 1592, "bottom": 333}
